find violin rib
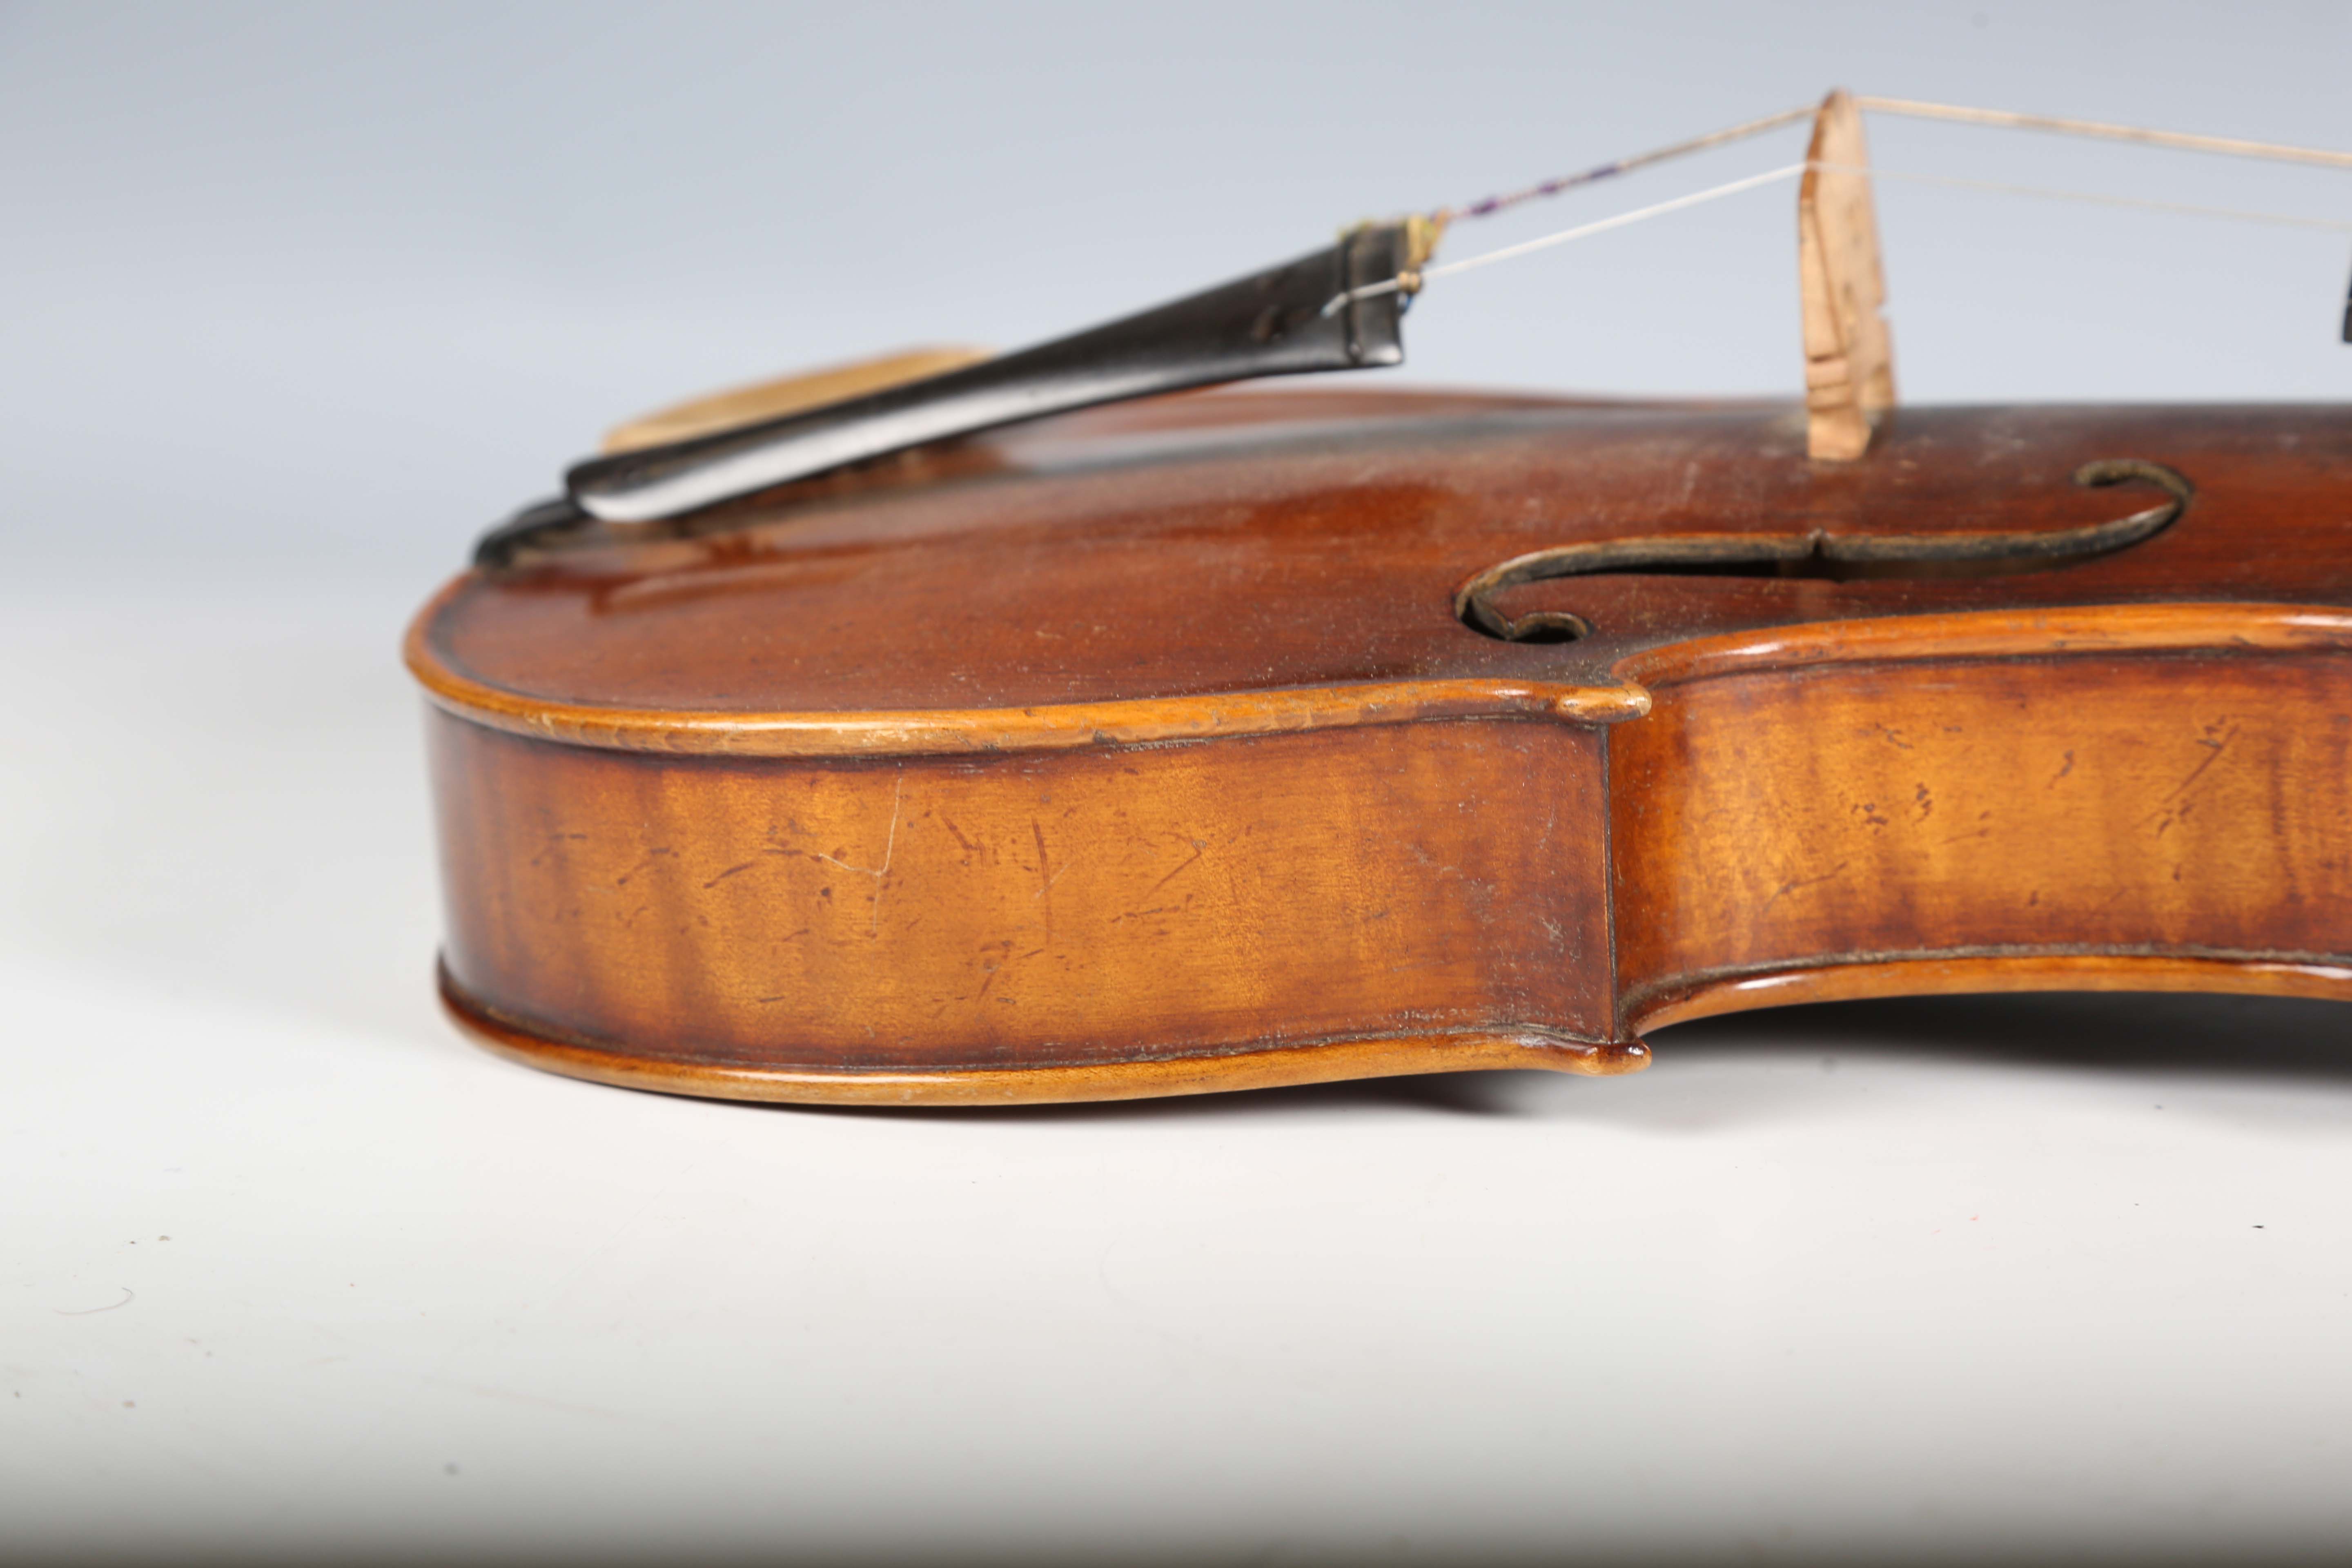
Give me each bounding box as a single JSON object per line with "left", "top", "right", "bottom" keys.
{"left": 1610, "top": 605, "right": 2352, "bottom": 1036}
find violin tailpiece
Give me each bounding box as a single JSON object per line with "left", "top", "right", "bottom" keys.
{"left": 559, "top": 223, "right": 1415, "bottom": 525}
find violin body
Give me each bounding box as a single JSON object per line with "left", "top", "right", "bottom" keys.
{"left": 408, "top": 388, "right": 2352, "bottom": 1102}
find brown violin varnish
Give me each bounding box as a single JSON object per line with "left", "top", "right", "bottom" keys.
{"left": 1800, "top": 90, "right": 1896, "bottom": 461}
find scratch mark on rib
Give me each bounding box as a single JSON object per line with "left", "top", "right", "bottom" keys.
{"left": 2142, "top": 722, "right": 2239, "bottom": 836}
{"left": 1762, "top": 861, "right": 1849, "bottom": 913}
{"left": 813, "top": 773, "right": 904, "bottom": 935}
{"left": 1031, "top": 821, "right": 1074, "bottom": 898}
{"left": 1138, "top": 843, "right": 1205, "bottom": 900}
{"left": 2160, "top": 724, "right": 2237, "bottom": 803}
{"left": 702, "top": 862, "right": 757, "bottom": 889}
{"left": 614, "top": 847, "right": 674, "bottom": 888}
{"left": 1029, "top": 820, "right": 1071, "bottom": 948}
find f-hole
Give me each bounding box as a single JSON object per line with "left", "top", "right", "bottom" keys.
{"left": 1456, "top": 459, "right": 2193, "bottom": 643}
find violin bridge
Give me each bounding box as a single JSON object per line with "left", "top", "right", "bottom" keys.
{"left": 1800, "top": 89, "right": 1898, "bottom": 461}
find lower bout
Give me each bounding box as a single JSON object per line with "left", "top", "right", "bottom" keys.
{"left": 429, "top": 717, "right": 1620, "bottom": 1092}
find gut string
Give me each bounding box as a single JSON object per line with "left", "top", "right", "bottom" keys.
{"left": 1325, "top": 97, "right": 2352, "bottom": 323}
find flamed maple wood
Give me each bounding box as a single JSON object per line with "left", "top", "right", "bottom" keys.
{"left": 410, "top": 388, "right": 2352, "bottom": 1102}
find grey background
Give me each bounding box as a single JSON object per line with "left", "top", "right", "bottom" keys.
{"left": 4, "top": 0, "right": 2347, "bottom": 588}
{"left": 4, "top": 4, "right": 2352, "bottom": 1564}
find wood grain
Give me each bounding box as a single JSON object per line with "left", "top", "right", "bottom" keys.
{"left": 417, "top": 398, "right": 2352, "bottom": 719}
{"left": 411, "top": 387, "right": 2352, "bottom": 1101}
{"left": 430, "top": 713, "right": 1618, "bottom": 1078}
{"left": 1612, "top": 634, "right": 2352, "bottom": 1025}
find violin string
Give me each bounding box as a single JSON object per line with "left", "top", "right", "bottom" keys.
{"left": 1324, "top": 156, "right": 2352, "bottom": 318}
{"left": 1815, "top": 161, "right": 2352, "bottom": 235}
{"left": 1852, "top": 96, "right": 2352, "bottom": 172}
{"left": 1439, "top": 104, "right": 1815, "bottom": 222}
{"left": 1427, "top": 165, "right": 1809, "bottom": 282}
{"left": 1442, "top": 98, "right": 2352, "bottom": 234}
{"left": 1325, "top": 164, "right": 1809, "bottom": 316}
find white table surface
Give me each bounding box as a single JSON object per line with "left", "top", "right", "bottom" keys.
{"left": 6, "top": 581, "right": 2350, "bottom": 1564}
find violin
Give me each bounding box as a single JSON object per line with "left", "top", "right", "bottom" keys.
{"left": 405, "top": 93, "right": 2352, "bottom": 1104}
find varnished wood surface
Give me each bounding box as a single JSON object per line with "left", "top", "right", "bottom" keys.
{"left": 410, "top": 388, "right": 2352, "bottom": 1102}
{"left": 1636, "top": 953, "right": 2352, "bottom": 1034}
{"left": 430, "top": 715, "right": 1617, "bottom": 1071}
{"left": 443, "top": 967, "right": 1646, "bottom": 1105}
{"left": 407, "top": 659, "right": 1646, "bottom": 757}
{"left": 1612, "top": 638, "right": 2352, "bottom": 1024}
{"left": 413, "top": 392, "right": 2352, "bottom": 722}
